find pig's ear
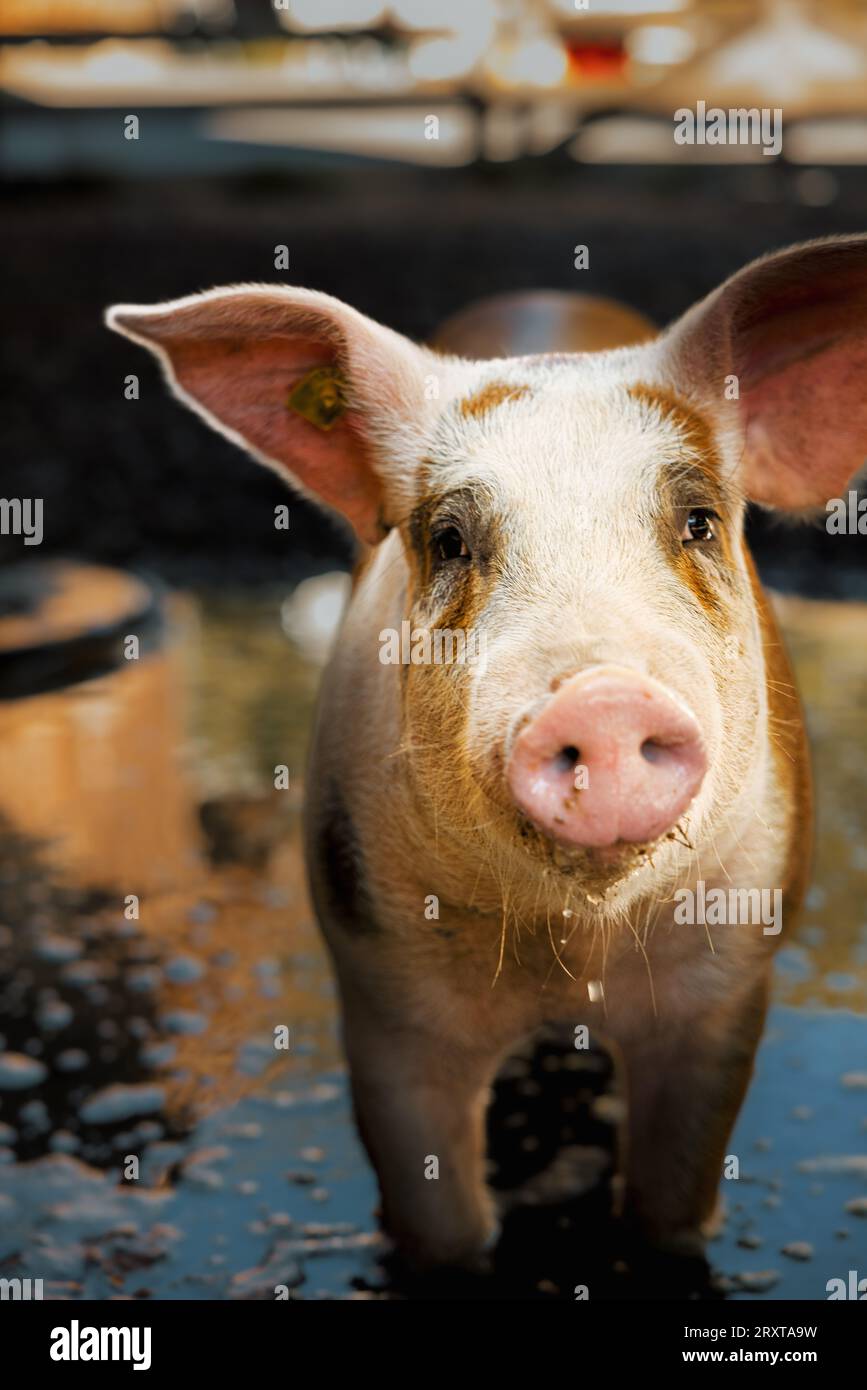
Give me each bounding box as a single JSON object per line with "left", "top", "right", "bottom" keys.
{"left": 660, "top": 235, "right": 867, "bottom": 510}
{"left": 105, "top": 286, "right": 447, "bottom": 545}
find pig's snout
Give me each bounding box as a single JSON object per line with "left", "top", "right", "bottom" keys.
{"left": 505, "top": 667, "right": 707, "bottom": 850}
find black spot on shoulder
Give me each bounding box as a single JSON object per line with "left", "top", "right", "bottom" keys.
{"left": 315, "top": 781, "right": 379, "bottom": 936}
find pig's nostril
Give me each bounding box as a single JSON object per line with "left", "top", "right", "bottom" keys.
{"left": 641, "top": 737, "right": 673, "bottom": 765}
{"left": 554, "top": 745, "right": 580, "bottom": 772}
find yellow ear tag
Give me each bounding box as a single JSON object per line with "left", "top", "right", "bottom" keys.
{"left": 286, "top": 366, "right": 347, "bottom": 432}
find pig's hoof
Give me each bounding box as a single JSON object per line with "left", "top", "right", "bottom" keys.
{"left": 619, "top": 1200, "right": 708, "bottom": 1267}
{"left": 619, "top": 1232, "right": 715, "bottom": 1299}
{"left": 621, "top": 1210, "right": 708, "bottom": 1261}
{"left": 387, "top": 1220, "right": 500, "bottom": 1280}
{"left": 385, "top": 1244, "right": 496, "bottom": 1297}
{"left": 647, "top": 1227, "right": 707, "bottom": 1261}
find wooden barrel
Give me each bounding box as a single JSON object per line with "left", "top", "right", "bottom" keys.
{"left": 0, "top": 561, "right": 201, "bottom": 894}
{"left": 432, "top": 290, "right": 657, "bottom": 358}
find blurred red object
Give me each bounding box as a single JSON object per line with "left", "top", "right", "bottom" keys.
{"left": 565, "top": 40, "right": 627, "bottom": 81}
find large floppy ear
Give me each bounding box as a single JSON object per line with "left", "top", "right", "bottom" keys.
{"left": 657, "top": 235, "right": 867, "bottom": 510}
{"left": 106, "top": 285, "right": 452, "bottom": 545}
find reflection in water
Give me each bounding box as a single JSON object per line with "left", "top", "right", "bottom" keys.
{"left": 0, "top": 578, "right": 337, "bottom": 1164}
{"left": 0, "top": 576, "right": 864, "bottom": 1299}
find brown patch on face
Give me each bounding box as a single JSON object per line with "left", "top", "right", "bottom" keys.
{"left": 670, "top": 534, "right": 728, "bottom": 625}
{"left": 396, "top": 486, "right": 500, "bottom": 813}
{"left": 628, "top": 384, "right": 721, "bottom": 479}
{"left": 459, "top": 381, "right": 530, "bottom": 419}
{"left": 629, "top": 383, "right": 738, "bottom": 626}
{"left": 403, "top": 482, "right": 501, "bottom": 631}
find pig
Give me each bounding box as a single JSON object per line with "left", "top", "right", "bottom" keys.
{"left": 106, "top": 235, "right": 867, "bottom": 1272}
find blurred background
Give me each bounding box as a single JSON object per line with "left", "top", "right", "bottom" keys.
{"left": 3, "top": 0, "right": 867, "bottom": 587}
{"left": 0, "top": 0, "right": 866, "bottom": 1301}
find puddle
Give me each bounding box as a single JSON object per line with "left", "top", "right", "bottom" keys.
{"left": 0, "top": 584, "right": 864, "bottom": 1300}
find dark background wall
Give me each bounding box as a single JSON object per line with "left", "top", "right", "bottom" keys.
{"left": 3, "top": 157, "right": 867, "bottom": 593}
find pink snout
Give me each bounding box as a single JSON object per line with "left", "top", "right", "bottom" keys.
{"left": 506, "top": 666, "right": 707, "bottom": 850}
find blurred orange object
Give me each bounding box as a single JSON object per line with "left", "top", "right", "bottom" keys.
{"left": 0, "top": 562, "right": 202, "bottom": 894}
{"left": 0, "top": 0, "right": 172, "bottom": 35}
{"left": 565, "top": 39, "right": 627, "bottom": 82}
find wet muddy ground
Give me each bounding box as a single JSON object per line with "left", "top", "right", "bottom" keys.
{"left": 0, "top": 583, "right": 865, "bottom": 1301}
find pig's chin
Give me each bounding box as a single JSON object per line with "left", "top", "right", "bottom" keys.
{"left": 515, "top": 817, "right": 664, "bottom": 896}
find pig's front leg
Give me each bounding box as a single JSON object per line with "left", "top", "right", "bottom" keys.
{"left": 339, "top": 979, "right": 504, "bottom": 1271}
{"left": 616, "top": 974, "right": 770, "bottom": 1255}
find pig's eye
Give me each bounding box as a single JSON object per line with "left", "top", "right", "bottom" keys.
{"left": 682, "top": 508, "right": 717, "bottom": 544}
{"left": 432, "top": 525, "right": 470, "bottom": 563}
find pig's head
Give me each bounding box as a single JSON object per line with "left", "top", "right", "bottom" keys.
{"left": 107, "top": 237, "right": 867, "bottom": 916}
